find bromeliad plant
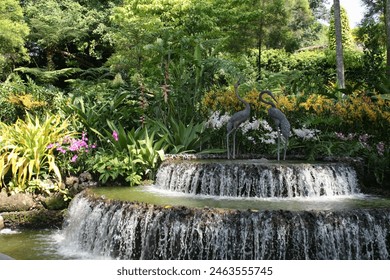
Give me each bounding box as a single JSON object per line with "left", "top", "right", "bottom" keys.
{"left": 0, "top": 114, "right": 74, "bottom": 195}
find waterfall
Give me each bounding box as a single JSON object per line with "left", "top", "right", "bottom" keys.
{"left": 58, "top": 159, "right": 390, "bottom": 260}
{"left": 155, "top": 160, "right": 360, "bottom": 198}
{"left": 59, "top": 191, "right": 390, "bottom": 260}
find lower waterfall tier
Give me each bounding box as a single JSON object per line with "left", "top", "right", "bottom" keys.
{"left": 59, "top": 191, "right": 390, "bottom": 260}
{"left": 155, "top": 160, "right": 360, "bottom": 198}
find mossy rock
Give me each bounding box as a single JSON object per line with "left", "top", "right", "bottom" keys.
{"left": 1, "top": 209, "right": 65, "bottom": 229}
{"left": 43, "top": 194, "right": 69, "bottom": 210}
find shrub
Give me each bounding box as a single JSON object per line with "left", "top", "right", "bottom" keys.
{"left": 87, "top": 121, "right": 166, "bottom": 186}
{"left": 151, "top": 117, "right": 208, "bottom": 154}
{"left": 0, "top": 114, "right": 74, "bottom": 195}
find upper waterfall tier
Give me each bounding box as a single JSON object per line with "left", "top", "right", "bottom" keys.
{"left": 154, "top": 159, "right": 360, "bottom": 198}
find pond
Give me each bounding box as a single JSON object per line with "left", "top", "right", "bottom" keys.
{"left": 0, "top": 228, "right": 65, "bottom": 260}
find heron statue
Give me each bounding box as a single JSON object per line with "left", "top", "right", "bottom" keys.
{"left": 226, "top": 79, "right": 251, "bottom": 159}
{"left": 259, "top": 90, "right": 290, "bottom": 161}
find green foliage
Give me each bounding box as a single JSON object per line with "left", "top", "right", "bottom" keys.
{"left": 258, "top": 48, "right": 367, "bottom": 95}
{"left": 14, "top": 67, "right": 82, "bottom": 84}
{"left": 59, "top": 79, "right": 142, "bottom": 138}
{"left": 0, "top": 114, "right": 74, "bottom": 195}
{"left": 151, "top": 118, "right": 207, "bottom": 154}
{"left": 88, "top": 151, "right": 143, "bottom": 187}
{"left": 0, "top": 73, "right": 63, "bottom": 123}
{"left": 0, "top": 0, "right": 30, "bottom": 79}
{"left": 88, "top": 121, "right": 166, "bottom": 186}
{"left": 24, "top": 0, "right": 114, "bottom": 70}
{"left": 356, "top": 17, "right": 386, "bottom": 93}
{"left": 328, "top": 5, "right": 354, "bottom": 50}
{"left": 0, "top": 0, "right": 387, "bottom": 193}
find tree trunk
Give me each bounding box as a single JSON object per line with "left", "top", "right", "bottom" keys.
{"left": 257, "top": 36, "right": 262, "bottom": 82}
{"left": 334, "top": 0, "right": 345, "bottom": 89}
{"left": 386, "top": 0, "right": 390, "bottom": 80}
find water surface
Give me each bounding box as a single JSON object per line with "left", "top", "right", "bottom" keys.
{"left": 93, "top": 186, "right": 390, "bottom": 211}
{"left": 0, "top": 228, "right": 63, "bottom": 260}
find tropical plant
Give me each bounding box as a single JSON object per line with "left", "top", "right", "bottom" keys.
{"left": 49, "top": 131, "right": 97, "bottom": 176}
{"left": 151, "top": 118, "right": 207, "bottom": 154}
{"left": 0, "top": 114, "right": 74, "bottom": 194}
{"left": 87, "top": 121, "right": 166, "bottom": 186}
{"left": 59, "top": 79, "right": 142, "bottom": 138}
{"left": 0, "top": 73, "right": 63, "bottom": 123}
{"left": 87, "top": 150, "right": 143, "bottom": 186}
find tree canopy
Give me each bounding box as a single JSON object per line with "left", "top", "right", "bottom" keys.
{"left": 0, "top": 0, "right": 30, "bottom": 76}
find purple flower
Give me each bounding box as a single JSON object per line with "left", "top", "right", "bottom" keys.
{"left": 377, "top": 142, "right": 385, "bottom": 156}
{"left": 56, "top": 146, "right": 67, "bottom": 154}
{"left": 71, "top": 154, "right": 78, "bottom": 163}
{"left": 358, "top": 134, "right": 370, "bottom": 148}
{"left": 112, "top": 130, "right": 119, "bottom": 141}
{"left": 335, "top": 132, "right": 356, "bottom": 141}
{"left": 81, "top": 131, "right": 88, "bottom": 142}
{"left": 69, "top": 138, "right": 88, "bottom": 151}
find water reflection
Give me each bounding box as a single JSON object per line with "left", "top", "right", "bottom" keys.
{"left": 0, "top": 229, "right": 63, "bottom": 260}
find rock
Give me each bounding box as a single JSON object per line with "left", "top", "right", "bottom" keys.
{"left": 1, "top": 209, "right": 64, "bottom": 229}
{"left": 43, "top": 194, "right": 68, "bottom": 210}
{"left": 66, "top": 172, "right": 97, "bottom": 195}
{"left": 0, "top": 215, "right": 4, "bottom": 230}
{"left": 79, "top": 171, "right": 93, "bottom": 182}
{"left": 0, "top": 253, "right": 14, "bottom": 260}
{"left": 65, "top": 176, "right": 79, "bottom": 187}
{"left": 0, "top": 190, "right": 35, "bottom": 212}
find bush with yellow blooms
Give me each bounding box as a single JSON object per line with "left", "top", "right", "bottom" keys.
{"left": 201, "top": 86, "right": 389, "bottom": 189}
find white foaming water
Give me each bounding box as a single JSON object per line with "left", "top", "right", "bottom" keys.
{"left": 144, "top": 184, "right": 366, "bottom": 200}
{"left": 0, "top": 228, "right": 20, "bottom": 235}
{"left": 54, "top": 197, "right": 113, "bottom": 260}
{"left": 56, "top": 160, "right": 390, "bottom": 260}
{"left": 155, "top": 161, "right": 361, "bottom": 198}
{"left": 58, "top": 192, "right": 390, "bottom": 260}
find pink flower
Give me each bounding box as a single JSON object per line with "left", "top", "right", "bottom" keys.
{"left": 56, "top": 147, "right": 67, "bottom": 154}
{"left": 112, "top": 130, "right": 119, "bottom": 141}
{"left": 81, "top": 131, "right": 88, "bottom": 142}
{"left": 69, "top": 138, "right": 88, "bottom": 151}
{"left": 71, "top": 154, "right": 78, "bottom": 163}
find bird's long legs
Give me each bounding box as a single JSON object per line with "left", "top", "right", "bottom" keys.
{"left": 233, "top": 130, "right": 237, "bottom": 159}
{"left": 227, "top": 129, "right": 238, "bottom": 159}
{"left": 283, "top": 139, "right": 288, "bottom": 160}
{"left": 277, "top": 129, "right": 280, "bottom": 161}
{"left": 226, "top": 133, "right": 230, "bottom": 159}
{"left": 276, "top": 128, "right": 290, "bottom": 161}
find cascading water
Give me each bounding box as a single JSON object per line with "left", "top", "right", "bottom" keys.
{"left": 60, "top": 192, "right": 390, "bottom": 260}
{"left": 58, "top": 159, "right": 390, "bottom": 260}
{"left": 155, "top": 160, "right": 360, "bottom": 198}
